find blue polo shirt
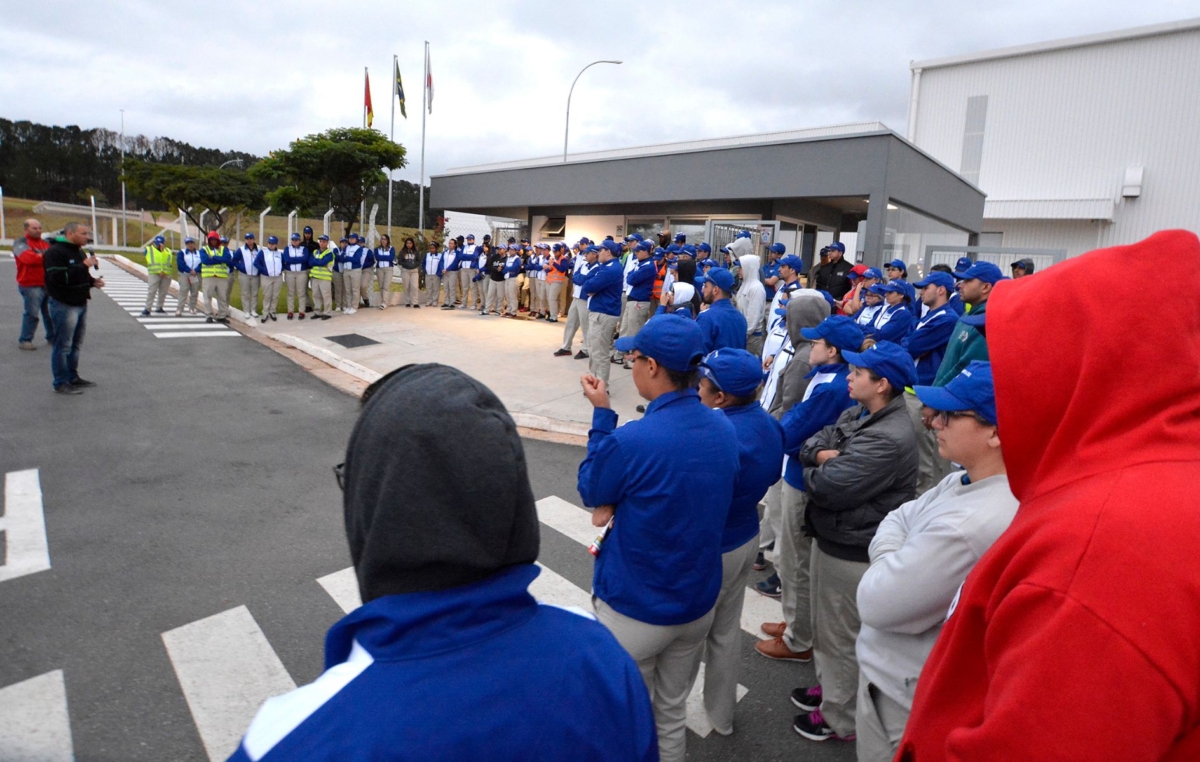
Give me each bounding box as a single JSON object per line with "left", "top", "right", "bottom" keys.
{"left": 721, "top": 403, "right": 784, "bottom": 552}
{"left": 580, "top": 258, "right": 624, "bottom": 317}
{"left": 578, "top": 389, "right": 739, "bottom": 625}
{"left": 695, "top": 298, "right": 748, "bottom": 352}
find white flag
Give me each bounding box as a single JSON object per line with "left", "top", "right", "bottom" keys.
{"left": 424, "top": 43, "right": 433, "bottom": 114}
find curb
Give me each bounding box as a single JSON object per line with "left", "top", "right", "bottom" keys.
{"left": 272, "top": 335, "right": 381, "bottom": 384}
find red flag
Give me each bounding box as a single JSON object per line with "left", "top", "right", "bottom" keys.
{"left": 364, "top": 69, "right": 374, "bottom": 128}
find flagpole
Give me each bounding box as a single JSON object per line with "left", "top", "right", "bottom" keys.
{"left": 388, "top": 54, "right": 396, "bottom": 238}
{"left": 418, "top": 41, "right": 428, "bottom": 235}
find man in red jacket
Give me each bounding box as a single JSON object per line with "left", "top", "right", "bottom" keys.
{"left": 13, "top": 218, "right": 55, "bottom": 350}
{"left": 898, "top": 229, "right": 1200, "bottom": 762}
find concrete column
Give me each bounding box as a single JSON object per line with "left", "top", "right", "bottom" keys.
{"left": 860, "top": 191, "right": 889, "bottom": 270}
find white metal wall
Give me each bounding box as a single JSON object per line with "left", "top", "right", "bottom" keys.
{"left": 911, "top": 25, "right": 1200, "bottom": 257}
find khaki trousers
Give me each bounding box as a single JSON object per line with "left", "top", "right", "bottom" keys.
{"left": 595, "top": 598, "right": 714, "bottom": 762}
{"left": 587, "top": 312, "right": 619, "bottom": 382}
{"left": 375, "top": 267, "right": 394, "bottom": 307}
{"left": 905, "top": 392, "right": 952, "bottom": 496}
{"left": 238, "top": 272, "right": 260, "bottom": 315}
{"left": 144, "top": 273, "right": 172, "bottom": 311}
{"left": 402, "top": 269, "right": 420, "bottom": 305}
{"left": 259, "top": 275, "right": 282, "bottom": 316}
{"left": 176, "top": 273, "right": 202, "bottom": 315}
{"left": 760, "top": 480, "right": 782, "bottom": 550}
{"left": 855, "top": 673, "right": 909, "bottom": 762}
{"left": 547, "top": 281, "right": 564, "bottom": 318}
{"left": 504, "top": 277, "right": 519, "bottom": 314}
{"left": 425, "top": 274, "right": 442, "bottom": 306}
{"left": 561, "top": 298, "right": 589, "bottom": 350}
{"left": 284, "top": 270, "right": 308, "bottom": 314}
{"left": 459, "top": 269, "right": 475, "bottom": 307}
{"left": 443, "top": 271, "right": 459, "bottom": 306}
{"left": 341, "top": 270, "right": 362, "bottom": 310}
{"left": 780, "top": 482, "right": 814, "bottom": 653}
{"left": 201, "top": 276, "right": 229, "bottom": 318}
{"left": 812, "top": 547, "right": 869, "bottom": 738}
{"left": 332, "top": 270, "right": 344, "bottom": 310}
{"left": 696, "top": 536, "right": 758, "bottom": 735}
{"left": 486, "top": 279, "right": 504, "bottom": 313}
{"left": 311, "top": 279, "right": 333, "bottom": 316}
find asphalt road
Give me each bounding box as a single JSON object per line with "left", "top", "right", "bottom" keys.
{"left": 0, "top": 258, "right": 853, "bottom": 762}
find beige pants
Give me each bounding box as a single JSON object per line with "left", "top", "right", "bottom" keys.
{"left": 855, "top": 673, "right": 908, "bottom": 762}
{"left": 144, "top": 273, "right": 172, "bottom": 311}
{"left": 311, "top": 279, "right": 333, "bottom": 316}
{"left": 176, "top": 273, "right": 202, "bottom": 315}
{"left": 504, "top": 277, "right": 519, "bottom": 314}
{"left": 284, "top": 270, "right": 308, "bottom": 314}
{"left": 238, "top": 272, "right": 260, "bottom": 315}
{"left": 587, "top": 312, "right": 619, "bottom": 382}
{"left": 425, "top": 274, "right": 442, "bottom": 306}
{"left": 402, "top": 269, "right": 420, "bottom": 305}
{"left": 341, "top": 270, "right": 362, "bottom": 310}
{"left": 561, "top": 297, "right": 589, "bottom": 350}
{"left": 443, "top": 271, "right": 459, "bottom": 306}
{"left": 812, "top": 546, "right": 869, "bottom": 738}
{"left": 595, "top": 598, "right": 714, "bottom": 762}
{"left": 259, "top": 275, "right": 282, "bottom": 317}
{"left": 780, "top": 482, "right": 814, "bottom": 653}
{"left": 459, "top": 269, "right": 476, "bottom": 307}
{"left": 374, "top": 267, "right": 394, "bottom": 307}
{"left": 201, "top": 276, "right": 229, "bottom": 318}
{"left": 332, "top": 269, "right": 344, "bottom": 310}
{"left": 486, "top": 279, "right": 504, "bottom": 313}
{"left": 696, "top": 536, "right": 758, "bottom": 735}
{"left": 547, "top": 281, "right": 564, "bottom": 318}
{"left": 760, "top": 480, "right": 782, "bottom": 550}
{"left": 905, "top": 392, "right": 953, "bottom": 496}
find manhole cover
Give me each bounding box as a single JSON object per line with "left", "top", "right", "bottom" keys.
{"left": 326, "top": 333, "right": 381, "bottom": 349}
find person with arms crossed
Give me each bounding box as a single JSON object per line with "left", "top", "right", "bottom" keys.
{"left": 141, "top": 235, "right": 173, "bottom": 316}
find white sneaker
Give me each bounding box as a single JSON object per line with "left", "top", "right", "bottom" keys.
{"left": 347, "top": 308, "right": 357, "bottom": 315}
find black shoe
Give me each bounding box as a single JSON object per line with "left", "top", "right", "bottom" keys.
{"left": 574, "top": 350, "right": 589, "bottom": 360}
{"left": 548, "top": 318, "right": 558, "bottom": 323}
{"left": 321, "top": 314, "right": 332, "bottom": 320}
{"left": 636, "top": 404, "right": 646, "bottom": 414}
{"left": 217, "top": 317, "right": 230, "bottom": 324}
{"left": 753, "top": 551, "right": 768, "bottom": 571}
{"left": 55, "top": 384, "right": 83, "bottom": 395}
{"left": 755, "top": 573, "right": 782, "bottom": 598}
{"left": 554, "top": 348, "right": 572, "bottom": 357}
{"left": 414, "top": 305, "right": 421, "bottom": 309}
{"left": 206, "top": 317, "right": 215, "bottom": 324}
{"left": 270, "top": 314, "right": 277, "bottom": 321}
{"left": 140, "top": 309, "right": 150, "bottom": 316}
{"left": 70, "top": 377, "right": 96, "bottom": 387}
{"left": 791, "top": 685, "right": 823, "bottom": 712}
{"left": 405, "top": 304, "right": 412, "bottom": 308}
{"left": 792, "top": 708, "right": 852, "bottom": 742}
{"left": 261, "top": 315, "right": 268, "bottom": 323}
{"left": 154, "top": 308, "right": 166, "bottom": 314}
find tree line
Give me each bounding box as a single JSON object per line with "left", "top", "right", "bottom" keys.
{"left": 0, "top": 118, "right": 439, "bottom": 232}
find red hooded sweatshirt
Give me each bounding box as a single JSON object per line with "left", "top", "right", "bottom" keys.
{"left": 898, "top": 229, "right": 1200, "bottom": 762}
{"left": 15, "top": 234, "right": 50, "bottom": 287}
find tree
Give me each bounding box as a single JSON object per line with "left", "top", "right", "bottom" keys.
{"left": 249, "top": 128, "right": 406, "bottom": 237}
{"left": 122, "top": 160, "right": 264, "bottom": 233}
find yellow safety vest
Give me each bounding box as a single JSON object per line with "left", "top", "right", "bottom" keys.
{"left": 309, "top": 250, "right": 335, "bottom": 281}
{"left": 200, "top": 246, "right": 228, "bottom": 279}
{"left": 145, "top": 245, "right": 173, "bottom": 276}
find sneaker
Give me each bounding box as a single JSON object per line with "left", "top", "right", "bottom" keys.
{"left": 54, "top": 384, "right": 83, "bottom": 395}
{"left": 140, "top": 309, "right": 151, "bottom": 316}
{"left": 405, "top": 304, "right": 412, "bottom": 308}
{"left": 554, "top": 348, "right": 573, "bottom": 357}
{"left": 790, "top": 685, "right": 823, "bottom": 712}
{"left": 761, "top": 621, "right": 786, "bottom": 638}
{"left": 547, "top": 318, "right": 558, "bottom": 323}
{"left": 753, "top": 551, "right": 768, "bottom": 571}
{"left": 154, "top": 308, "right": 166, "bottom": 314}
{"left": 574, "top": 350, "right": 589, "bottom": 360}
{"left": 261, "top": 315, "right": 269, "bottom": 323}
{"left": 287, "top": 312, "right": 294, "bottom": 320}
{"left": 70, "top": 377, "right": 96, "bottom": 387}
{"left": 270, "top": 314, "right": 277, "bottom": 321}
{"left": 414, "top": 305, "right": 421, "bottom": 309}
{"left": 755, "top": 636, "right": 811, "bottom": 662}
{"left": 755, "top": 573, "right": 782, "bottom": 598}
{"left": 19, "top": 341, "right": 36, "bottom": 351}
{"left": 217, "top": 317, "right": 230, "bottom": 324}
{"left": 792, "top": 708, "right": 853, "bottom": 742}
{"left": 379, "top": 304, "right": 386, "bottom": 310}
{"left": 206, "top": 317, "right": 215, "bottom": 324}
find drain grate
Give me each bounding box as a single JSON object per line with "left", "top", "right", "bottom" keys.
{"left": 326, "top": 333, "right": 381, "bottom": 349}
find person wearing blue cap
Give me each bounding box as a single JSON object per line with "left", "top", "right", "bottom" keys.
{"left": 554, "top": 246, "right": 597, "bottom": 357}
{"left": 174, "top": 236, "right": 203, "bottom": 316}
{"left": 855, "top": 362, "right": 1017, "bottom": 761}
{"left": 1010, "top": 257, "right": 1035, "bottom": 278}
{"left": 695, "top": 348, "right": 785, "bottom": 735}
{"left": 844, "top": 267, "right": 882, "bottom": 318}
{"left": 695, "top": 267, "right": 748, "bottom": 353}
{"left": 762, "top": 243, "right": 784, "bottom": 302}
{"left": 578, "top": 315, "right": 739, "bottom": 762}
{"left": 791, "top": 341, "right": 918, "bottom": 744}
{"left": 338, "top": 233, "right": 372, "bottom": 314}
{"left": 282, "top": 233, "right": 310, "bottom": 319}
{"left": 140, "top": 234, "right": 174, "bottom": 316}
{"left": 813, "top": 241, "right": 854, "bottom": 301}
{"left": 615, "top": 241, "right": 658, "bottom": 367}
{"left": 580, "top": 240, "right": 624, "bottom": 382}
{"left": 885, "top": 259, "right": 908, "bottom": 283}
{"left": 933, "top": 261, "right": 1006, "bottom": 385}
{"left": 903, "top": 270, "right": 962, "bottom": 493}
{"left": 756, "top": 316, "right": 865, "bottom": 663}
{"left": 501, "top": 243, "right": 524, "bottom": 317}
{"left": 927, "top": 264, "right": 965, "bottom": 316}
{"left": 252, "top": 235, "right": 285, "bottom": 322}
{"left": 229, "top": 232, "right": 262, "bottom": 319}
{"left": 864, "top": 282, "right": 915, "bottom": 344}
{"left": 953, "top": 256, "right": 973, "bottom": 275}
{"left": 483, "top": 242, "right": 506, "bottom": 315}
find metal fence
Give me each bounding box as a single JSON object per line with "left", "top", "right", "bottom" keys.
{"left": 922, "top": 244, "right": 1066, "bottom": 275}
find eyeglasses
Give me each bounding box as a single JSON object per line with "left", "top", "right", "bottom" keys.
{"left": 933, "top": 410, "right": 991, "bottom": 428}
{"left": 333, "top": 462, "right": 346, "bottom": 490}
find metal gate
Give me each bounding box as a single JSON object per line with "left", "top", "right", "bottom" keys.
{"left": 707, "top": 220, "right": 779, "bottom": 265}
{"left": 922, "top": 244, "right": 1066, "bottom": 276}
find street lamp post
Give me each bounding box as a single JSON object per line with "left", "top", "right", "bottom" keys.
{"left": 219, "top": 158, "right": 244, "bottom": 170}
{"left": 564, "top": 60, "right": 622, "bottom": 162}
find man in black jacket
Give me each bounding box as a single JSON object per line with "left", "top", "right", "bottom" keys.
{"left": 813, "top": 241, "right": 854, "bottom": 302}
{"left": 791, "top": 340, "right": 918, "bottom": 743}
{"left": 42, "top": 222, "right": 105, "bottom": 395}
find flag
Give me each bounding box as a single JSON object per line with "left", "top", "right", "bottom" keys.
{"left": 425, "top": 44, "right": 433, "bottom": 114}
{"left": 364, "top": 70, "right": 374, "bottom": 128}
{"left": 395, "top": 59, "right": 407, "bottom": 119}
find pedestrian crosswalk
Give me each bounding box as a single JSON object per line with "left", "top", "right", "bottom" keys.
{"left": 97, "top": 260, "right": 240, "bottom": 339}
{"left": 1, "top": 469, "right": 51, "bottom": 583}
{"left": 0, "top": 493, "right": 784, "bottom": 761}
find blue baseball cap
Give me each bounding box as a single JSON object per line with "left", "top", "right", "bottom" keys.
{"left": 244, "top": 232, "right": 255, "bottom": 239}
{"left": 614, "top": 314, "right": 705, "bottom": 372}
{"left": 267, "top": 235, "right": 279, "bottom": 244}
{"left": 915, "top": 361, "right": 997, "bottom": 425}
{"left": 339, "top": 237, "right": 349, "bottom": 243}
{"left": 153, "top": 235, "right": 165, "bottom": 245}
{"left": 886, "top": 259, "right": 907, "bottom": 271}
{"left": 842, "top": 341, "right": 917, "bottom": 391}
{"left": 697, "top": 242, "right": 712, "bottom": 253}
{"left": 636, "top": 240, "right": 653, "bottom": 251}
{"left": 184, "top": 236, "right": 196, "bottom": 243}
{"left": 867, "top": 283, "right": 889, "bottom": 296}
{"left": 600, "top": 240, "right": 622, "bottom": 255}
{"left": 508, "top": 243, "right": 520, "bottom": 250}
{"left": 704, "top": 267, "right": 735, "bottom": 293}
{"left": 674, "top": 232, "right": 686, "bottom": 242}
{"left": 913, "top": 271, "right": 956, "bottom": 290}
{"left": 290, "top": 232, "right": 301, "bottom": 240}
{"left": 466, "top": 234, "right": 475, "bottom": 240}
{"left": 318, "top": 234, "right": 329, "bottom": 241}
{"left": 699, "top": 348, "right": 764, "bottom": 396}
{"left": 800, "top": 315, "right": 865, "bottom": 353}
{"left": 862, "top": 267, "right": 883, "bottom": 280}
{"left": 828, "top": 241, "right": 845, "bottom": 253}
{"left": 735, "top": 230, "right": 753, "bottom": 239}
{"left": 682, "top": 244, "right": 697, "bottom": 257}
{"left": 953, "top": 261, "right": 1007, "bottom": 284}
{"left": 778, "top": 254, "right": 803, "bottom": 271}
{"left": 955, "top": 256, "right": 973, "bottom": 273}
{"left": 876, "top": 281, "right": 907, "bottom": 295}
{"left": 699, "top": 258, "right": 719, "bottom": 269}
{"left": 769, "top": 242, "right": 786, "bottom": 254}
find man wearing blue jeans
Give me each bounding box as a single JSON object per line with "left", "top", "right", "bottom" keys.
{"left": 14, "top": 218, "right": 55, "bottom": 350}
{"left": 42, "top": 223, "right": 105, "bottom": 395}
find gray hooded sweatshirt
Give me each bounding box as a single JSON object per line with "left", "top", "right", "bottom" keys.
{"left": 767, "top": 293, "right": 831, "bottom": 418}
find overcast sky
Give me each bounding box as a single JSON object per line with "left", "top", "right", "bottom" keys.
{"left": 3, "top": 0, "right": 1195, "bottom": 183}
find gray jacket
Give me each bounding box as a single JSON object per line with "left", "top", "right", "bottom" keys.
{"left": 801, "top": 394, "right": 918, "bottom": 562}
{"left": 768, "top": 294, "right": 830, "bottom": 418}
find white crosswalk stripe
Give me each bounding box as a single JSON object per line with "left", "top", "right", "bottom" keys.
{"left": 1, "top": 469, "right": 52, "bottom": 583}
{"left": 96, "top": 260, "right": 239, "bottom": 340}
{"left": 0, "top": 670, "right": 74, "bottom": 761}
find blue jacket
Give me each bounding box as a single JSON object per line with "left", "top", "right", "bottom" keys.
{"left": 578, "top": 390, "right": 739, "bottom": 625}
{"left": 626, "top": 258, "right": 657, "bottom": 302}
{"left": 761, "top": 261, "right": 781, "bottom": 301}
{"left": 580, "top": 258, "right": 623, "bottom": 317}
{"left": 866, "top": 304, "right": 915, "bottom": 344}
{"left": 227, "top": 565, "right": 656, "bottom": 762}
{"left": 252, "top": 249, "right": 285, "bottom": 278}
{"left": 502, "top": 254, "right": 523, "bottom": 278}
{"left": 281, "top": 246, "right": 309, "bottom": 271}
{"left": 231, "top": 246, "right": 259, "bottom": 275}
{"left": 780, "top": 364, "right": 854, "bottom": 490}
{"left": 722, "top": 404, "right": 785, "bottom": 552}
{"left": 947, "top": 291, "right": 965, "bottom": 316}
{"left": 307, "top": 249, "right": 335, "bottom": 271}
{"left": 903, "top": 303, "right": 959, "bottom": 386}
{"left": 373, "top": 246, "right": 395, "bottom": 266}
{"left": 443, "top": 247, "right": 463, "bottom": 272}
{"left": 176, "top": 248, "right": 203, "bottom": 274}
{"left": 696, "top": 298, "right": 748, "bottom": 352}
{"left": 337, "top": 245, "right": 370, "bottom": 270}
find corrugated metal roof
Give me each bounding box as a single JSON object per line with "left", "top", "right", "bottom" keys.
{"left": 911, "top": 16, "right": 1200, "bottom": 71}
{"left": 984, "top": 198, "right": 1115, "bottom": 221}
{"left": 439, "top": 122, "right": 892, "bottom": 175}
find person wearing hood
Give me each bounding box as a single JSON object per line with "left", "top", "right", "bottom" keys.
{"left": 855, "top": 362, "right": 1018, "bottom": 762}
{"left": 757, "top": 316, "right": 866, "bottom": 662}
{"left": 656, "top": 280, "right": 696, "bottom": 318}
{"left": 735, "top": 254, "right": 767, "bottom": 356}
{"left": 791, "top": 341, "right": 918, "bottom": 744}
{"left": 899, "top": 230, "right": 1200, "bottom": 761}
{"left": 228, "top": 365, "right": 657, "bottom": 762}
{"left": 933, "top": 261, "right": 1006, "bottom": 385}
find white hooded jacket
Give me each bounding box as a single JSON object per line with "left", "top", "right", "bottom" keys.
{"left": 735, "top": 254, "right": 766, "bottom": 338}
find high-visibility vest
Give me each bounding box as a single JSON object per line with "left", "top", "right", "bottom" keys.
{"left": 309, "top": 251, "right": 335, "bottom": 281}
{"left": 546, "top": 256, "right": 568, "bottom": 284}
{"left": 145, "top": 245, "right": 173, "bottom": 276}
{"left": 200, "top": 246, "right": 228, "bottom": 279}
